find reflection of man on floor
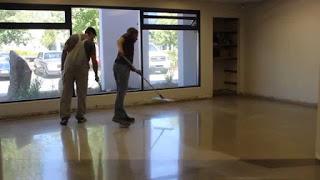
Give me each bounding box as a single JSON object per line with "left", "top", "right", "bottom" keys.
{"left": 110, "top": 129, "right": 135, "bottom": 180}
{"left": 61, "top": 125, "right": 95, "bottom": 180}
{"left": 60, "top": 27, "right": 99, "bottom": 126}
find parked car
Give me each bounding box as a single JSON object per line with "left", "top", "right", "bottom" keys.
{"left": 149, "top": 43, "right": 170, "bottom": 74}
{"left": 34, "top": 51, "right": 61, "bottom": 77}
{"left": 0, "top": 52, "right": 10, "bottom": 78}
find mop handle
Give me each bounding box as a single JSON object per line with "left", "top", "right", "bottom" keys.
{"left": 120, "top": 55, "right": 164, "bottom": 98}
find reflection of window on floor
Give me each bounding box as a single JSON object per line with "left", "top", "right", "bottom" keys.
{"left": 149, "top": 116, "right": 180, "bottom": 179}
{"left": 1, "top": 137, "right": 43, "bottom": 179}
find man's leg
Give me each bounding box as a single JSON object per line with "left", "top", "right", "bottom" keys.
{"left": 75, "top": 68, "right": 89, "bottom": 123}
{"left": 60, "top": 70, "right": 74, "bottom": 125}
{"left": 113, "top": 64, "right": 130, "bottom": 119}
{"left": 113, "top": 63, "right": 131, "bottom": 127}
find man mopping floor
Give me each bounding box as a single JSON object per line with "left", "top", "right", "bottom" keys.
{"left": 112, "top": 27, "right": 141, "bottom": 128}
{"left": 59, "top": 27, "right": 99, "bottom": 126}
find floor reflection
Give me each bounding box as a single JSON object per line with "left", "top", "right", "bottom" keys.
{"left": 149, "top": 116, "right": 179, "bottom": 179}
{"left": 61, "top": 125, "right": 95, "bottom": 180}
{"left": 0, "top": 96, "right": 318, "bottom": 179}
{"left": 110, "top": 129, "right": 135, "bottom": 180}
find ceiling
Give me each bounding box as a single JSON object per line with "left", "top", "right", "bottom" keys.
{"left": 198, "top": 0, "right": 263, "bottom": 3}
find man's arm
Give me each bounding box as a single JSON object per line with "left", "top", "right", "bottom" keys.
{"left": 61, "top": 41, "right": 69, "bottom": 71}
{"left": 61, "top": 48, "right": 67, "bottom": 71}
{"left": 89, "top": 44, "right": 99, "bottom": 81}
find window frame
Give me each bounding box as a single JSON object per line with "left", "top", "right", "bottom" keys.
{"left": 0, "top": 4, "right": 72, "bottom": 30}
{"left": 140, "top": 9, "right": 200, "bottom": 91}
{"left": 141, "top": 9, "right": 200, "bottom": 30}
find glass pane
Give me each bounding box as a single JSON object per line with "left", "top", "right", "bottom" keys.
{"left": 72, "top": 8, "right": 99, "bottom": 36}
{"left": 144, "top": 12, "right": 196, "bottom": 17}
{"left": 72, "top": 8, "right": 103, "bottom": 95}
{"left": 0, "top": 10, "right": 65, "bottom": 23}
{"left": 94, "top": 8, "right": 141, "bottom": 93}
{"left": 0, "top": 29, "right": 69, "bottom": 102}
{"left": 144, "top": 18, "right": 195, "bottom": 26}
{"left": 143, "top": 30, "right": 199, "bottom": 89}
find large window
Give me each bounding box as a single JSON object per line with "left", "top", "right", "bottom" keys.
{"left": 0, "top": 5, "right": 71, "bottom": 102}
{"left": 0, "top": 4, "right": 199, "bottom": 103}
{"left": 142, "top": 10, "right": 199, "bottom": 89}
{"left": 71, "top": 7, "right": 142, "bottom": 93}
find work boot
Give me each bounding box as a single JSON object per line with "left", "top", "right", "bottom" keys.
{"left": 112, "top": 117, "right": 131, "bottom": 128}
{"left": 76, "top": 116, "right": 87, "bottom": 124}
{"left": 60, "top": 118, "right": 69, "bottom": 126}
{"left": 125, "top": 116, "right": 135, "bottom": 124}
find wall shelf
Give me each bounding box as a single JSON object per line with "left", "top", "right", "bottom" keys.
{"left": 214, "top": 57, "right": 237, "bottom": 61}
{"left": 214, "top": 31, "right": 237, "bottom": 34}
{"left": 224, "top": 70, "right": 237, "bottom": 73}
{"left": 214, "top": 45, "right": 237, "bottom": 48}
{"left": 213, "top": 17, "right": 239, "bottom": 95}
{"left": 224, "top": 81, "right": 237, "bottom": 85}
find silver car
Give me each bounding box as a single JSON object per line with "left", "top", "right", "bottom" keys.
{"left": 34, "top": 51, "right": 61, "bottom": 77}
{"left": 149, "top": 43, "right": 170, "bottom": 74}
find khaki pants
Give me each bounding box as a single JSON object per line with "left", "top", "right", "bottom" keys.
{"left": 60, "top": 67, "right": 88, "bottom": 119}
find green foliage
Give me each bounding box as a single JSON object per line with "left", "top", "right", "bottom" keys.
{"left": 0, "top": 10, "right": 65, "bottom": 48}
{"left": 167, "top": 50, "right": 178, "bottom": 67}
{"left": 41, "top": 30, "right": 57, "bottom": 50}
{"left": 150, "top": 30, "right": 177, "bottom": 50}
{"left": 0, "top": 11, "right": 32, "bottom": 47}
{"left": 14, "top": 50, "right": 38, "bottom": 57}
{"left": 15, "top": 78, "right": 42, "bottom": 100}
{"left": 0, "top": 30, "right": 31, "bottom": 47}
{"left": 149, "top": 18, "right": 178, "bottom": 50}
{"left": 72, "top": 8, "right": 100, "bottom": 37}
{"left": 165, "top": 73, "right": 173, "bottom": 83}
{"left": 0, "top": 10, "right": 64, "bottom": 23}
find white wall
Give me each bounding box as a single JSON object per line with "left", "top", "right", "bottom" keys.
{"left": 316, "top": 67, "right": 320, "bottom": 159}
{"left": 99, "top": 9, "right": 141, "bottom": 91}
{"left": 178, "top": 31, "right": 199, "bottom": 87}
{"left": 244, "top": 0, "right": 320, "bottom": 104}
{"left": 0, "top": 0, "right": 243, "bottom": 118}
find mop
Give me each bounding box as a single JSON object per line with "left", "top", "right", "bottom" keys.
{"left": 121, "top": 55, "right": 174, "bottom": 102}
{"left": 97, "top": 79, "right": 102, "bottom": 92}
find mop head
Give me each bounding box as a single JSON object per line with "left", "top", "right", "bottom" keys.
{"left": 152, "top": 96, "right": 174, "bottom": 102}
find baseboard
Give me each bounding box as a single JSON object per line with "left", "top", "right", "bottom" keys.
{"left": 0, "top": 96, "right": 210, "bottom": 120}
{"left": 238, "top": 93, "right": 317, "bottom": 108}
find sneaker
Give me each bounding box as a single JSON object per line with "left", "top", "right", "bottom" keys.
{"left": 60, "top": 118, "right": 69, "bottom": 126}
{"left": 76, "top": 116, "right": 87, "bottom": 124}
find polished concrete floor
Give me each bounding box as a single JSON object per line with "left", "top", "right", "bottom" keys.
{"left": 0, "top": 96, "right": 319, "bottom": 180}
